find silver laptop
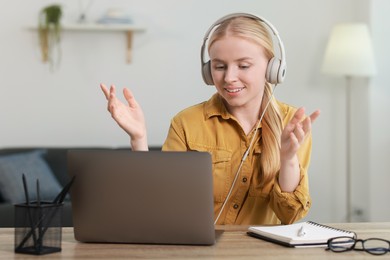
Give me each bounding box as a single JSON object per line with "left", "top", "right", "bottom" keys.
{"left": 67, "top": 150, "right": 216, "bottom": 245}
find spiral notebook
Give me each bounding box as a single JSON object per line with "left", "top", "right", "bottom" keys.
{"left": 247, "top": 221, "right": 356, "bottom": 248}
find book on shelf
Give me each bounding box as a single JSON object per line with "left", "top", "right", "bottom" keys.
{"left": 247, "top": 221, "right": 356, "bottom": 248}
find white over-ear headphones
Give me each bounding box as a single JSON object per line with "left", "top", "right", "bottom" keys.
{"left": 200, "top": 13, "right": 287, "bottom": 85}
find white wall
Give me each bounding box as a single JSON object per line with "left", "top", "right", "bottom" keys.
{"left": 0, "top": 0, "right": 388, "bottom": 222}
{"left": 370, "top": 0, "right": 390, "bottom": 222}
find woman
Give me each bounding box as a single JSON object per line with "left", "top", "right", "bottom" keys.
{"left": 100, "top": 13, "right": 320, "bottom": 225}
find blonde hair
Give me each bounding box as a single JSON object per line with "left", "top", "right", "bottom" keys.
{"left": 208, "top": 16, "right": 282, "bottom": 186}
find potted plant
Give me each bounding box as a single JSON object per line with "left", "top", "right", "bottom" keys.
{"left": 38, "top": 4, "right": 62, "bottom": 70}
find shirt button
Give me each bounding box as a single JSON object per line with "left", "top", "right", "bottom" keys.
{"left": 233, "top": 204, "right": 239, "bottom": 209}
{"left": 242, "top": 177, "right": 248, "bottom": 183}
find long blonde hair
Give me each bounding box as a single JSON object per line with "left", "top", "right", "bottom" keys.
{"left": 208, "top": 16, "right": 282, "bottom": 186}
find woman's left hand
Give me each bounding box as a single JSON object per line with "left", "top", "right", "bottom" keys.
{"left": 280, "top": 107, "right": 321, "bottom": 160}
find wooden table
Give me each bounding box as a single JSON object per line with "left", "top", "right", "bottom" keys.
{"left": 1, "top": 223, "right": 389, "bottom": 259}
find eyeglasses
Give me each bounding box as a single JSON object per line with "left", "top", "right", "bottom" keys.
{"left": 327, "top": 236, "right": 390, "bottom": 255}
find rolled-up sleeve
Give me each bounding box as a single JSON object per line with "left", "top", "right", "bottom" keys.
{"left": 269, "top": 133, "right": 313, "bottom": 224}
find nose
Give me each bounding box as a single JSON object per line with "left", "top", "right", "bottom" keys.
{"left": 224, "top": 66, "right": 238, "bottom": 83}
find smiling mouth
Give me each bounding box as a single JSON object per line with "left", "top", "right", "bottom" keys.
{"left": 225, "top": 88, "right": 244, "bottom": 93}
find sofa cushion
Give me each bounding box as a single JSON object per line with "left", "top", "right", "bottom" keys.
{"left": 0, "top": 150, "right": 63, "bottom": 204}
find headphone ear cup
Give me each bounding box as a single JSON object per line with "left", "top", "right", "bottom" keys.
{"left": 202, "top": 61, "right": 214, "bottom": 85}
{"left": 266, "top": 57, "right": 281, "bottom": 84}
{"left": 277, "top": 61, "right": 286, "bottom": 83}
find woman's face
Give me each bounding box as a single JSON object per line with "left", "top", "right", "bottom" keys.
{"left": 209, "top": 35, "right": 268, "bottom": 112}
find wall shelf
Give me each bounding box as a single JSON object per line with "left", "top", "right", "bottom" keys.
{"left": 29, "top": 23, "right": 146, "bottom": 63}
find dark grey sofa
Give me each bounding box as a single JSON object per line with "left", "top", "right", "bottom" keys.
{"left": 0, "top": 146, "right": 160, "bottom": 227}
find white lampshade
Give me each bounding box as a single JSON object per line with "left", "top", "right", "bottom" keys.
{"left": 322, "top": 23, "right": 376, "bottom": 77}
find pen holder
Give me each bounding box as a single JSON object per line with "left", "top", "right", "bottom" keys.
{"left": 14, "top": 202, "right": 63, "bottom": 255}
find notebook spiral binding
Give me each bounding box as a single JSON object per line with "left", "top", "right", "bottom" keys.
{"left": 307, "top": 221, "right": 357, "bottom": 238}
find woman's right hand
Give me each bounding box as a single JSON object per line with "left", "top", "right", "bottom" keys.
{"left": 100, "top": 83, "right": 148, "bottom": 150}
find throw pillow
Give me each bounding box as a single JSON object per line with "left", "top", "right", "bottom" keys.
{"left": 0, "top": 150, "right": 63, "bottom": 204}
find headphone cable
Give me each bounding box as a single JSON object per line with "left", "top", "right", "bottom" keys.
{"left": 214, "top": 84, "right": 277, "bottom": 225}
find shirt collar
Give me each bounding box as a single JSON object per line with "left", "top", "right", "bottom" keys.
{"left": 204, "top": 93, "right": 232, "bottom": 120}
{"left": 204, "top": 93, "right": 269, "bottom": 130}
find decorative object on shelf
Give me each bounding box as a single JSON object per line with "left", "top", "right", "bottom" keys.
{"left": 321, "top": 23, "right": 376, "bottom": 222}
{"left": 77, "top": 0, "right": 95, "bottom": 23}
{"left": 38, "top": 4, "right": 62, "bottom": 70}
{"left": 97, "top": 8, "right": 133, "bottom": 24}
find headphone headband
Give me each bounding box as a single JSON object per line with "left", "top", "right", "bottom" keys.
{"left": 200, "top": 12, "right": 287, "bottom": 85}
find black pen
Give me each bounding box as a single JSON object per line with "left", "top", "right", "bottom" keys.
{"left": 36, "top": 179, "right": 42, "bottom": 251}
{"left": 52, "top": 176, "right": 76, "bottom": 204}
{"left": 36, "top": 179, "right": 41, "bottom": 207}
{"left": 21, "top": 174, "right": 38, "bottom": 250}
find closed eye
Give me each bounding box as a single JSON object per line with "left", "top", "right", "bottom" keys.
{"left": 214, "top": 64, "right": 226, "bottom": 71}
{"left": 239, "top": 65, "right": 250, "bottom": 69}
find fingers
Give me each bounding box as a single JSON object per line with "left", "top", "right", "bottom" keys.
{"left": 286, "top": 107, "right": 320, "bottom": 140}
{"left": 100, "top": 83, "right": 120, "bottom": 110}
{"left": 286, "top": 121, "right": 305, "bottom": 153}
{"left": 283, "top": 107, "right": 305, "bottom": 134}
{"left": 288, "top": 132, "right": 300, "bottom": 151}
{"left": 123, "top": 88, "right": 139, "bottom": 109}
{"left": 293, "top": 122, "right": 305, "bottom": 142}
{"left": 300, "top": 109, "right": 320, "bottom": 133}
{"left": 100, "top": 84, "right": 140, "bottom": 118}
{"left": 100, "top": 83, "right": 110, "bottom": 99}
{"left": 309, "top": 109, "right": 321, "bottom": 123}
{"left": 291, "top": 107, "right": 320, "bottom": 124}
{"left": 100, "top": 83, "right": 118, "bottom": 101}
{"left": 109, "top": 84, "right": 116, "bottom": 98}
{"left": 290, "top": 107, "right": 306, "bottom": 125}
{"left": 101, "top": 84, "right": 136, "bottom": 107}
{"left": 281, "top": 107, "right": 320, "bottom": 159}
{"left": 101, "top": 84, "right": 118, "bottom": 113}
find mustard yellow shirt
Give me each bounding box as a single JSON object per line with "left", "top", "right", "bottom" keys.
{"left": 162, "top": 93, "right": 312, "bottom": 225}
